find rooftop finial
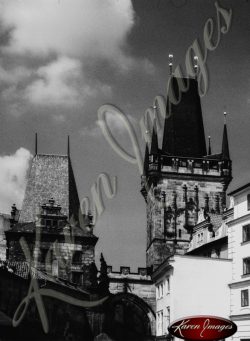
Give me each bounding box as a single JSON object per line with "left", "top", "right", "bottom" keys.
{"left": 223, "top": 111, "right": 227, "bottom": 124}
{"left": 67, "top": 135, "right": 70, "bottom": 157}
{"left": 208, "top": 135, "right": 211, "bottom": 155}
{"left": 194, "top": 56, "right": 198, "bottom": 76}
{"left": 153, "top": 104, "right": 157, "bottom": 117}
{"left": 169, "top": 53, "right": 173, "bottom": 75}
{"left": 35, "top": 133, "right": 38, "bottom": 155}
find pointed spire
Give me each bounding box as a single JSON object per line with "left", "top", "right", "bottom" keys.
{"left": 222, "top": 112, "right": 230, "bottom": 160}
{"left": 150, "top": 115, "right": 158, "bottom": 155}
{"left": 35, "top": 133, "right": 38, "bottom": 155}
{"left": 67, "top": 135, "right": 70, "bottom": 157}
{"left": 143, "top": 143, "right": 149, "bottom": 175}
{"left": 162, "top": 77, "right": 207, "bottom": 157}
{"left": 208, "top": 136, "right": 211, "bottom": 155}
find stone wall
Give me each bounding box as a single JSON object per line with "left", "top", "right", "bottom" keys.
{"left": 146, "top": 177, "right": 226, "bottom": 268}
{"left": 107, "top": 266, "right": 156, "bottom": 313}
{"left": 6, "top": 235, "right": 95, "bottom": 287}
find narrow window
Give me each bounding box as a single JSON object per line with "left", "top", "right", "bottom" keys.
{"left": 72, "top": 251, "right": 82, "bottom": 264}
{"left": 178, "top": 229, "right": 182, "bottom": 238}
{"left": 243, "top": 224, "right": 250, "bottom": 242}
{"left": 52, "top": 219, "right": 58, "bottom": 228}
{"left": 46, "top": 219, "right": 52, "bottom": 228}
{"left": 166, "top": 306, "right": 170, "bottom": 328}
{"left": 71, "top": 272, "right": 82, "bottom": 285}
{"left": 241, "top": 289, "right": 249, "bottom": 307}
{"left": 243, "top": 258, "right": 250, "bottom": 275}
{"left": 216, "top": 248, "right": 221, "bottom": 258}
{"left": 40, "top": 249, "right": 47, "bottom": 263}
{"left": 160, "top": 311, "right": 163, "bottom": 335}
{"left": 40, "top": 249, "right": 52, "bottom": 263}
{"left": 247, "top": 194, "right": 250, "bottom": 210}
{"left": 167, "top": 277, "right": 170, "bottom": 292}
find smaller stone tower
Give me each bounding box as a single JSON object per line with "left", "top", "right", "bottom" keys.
{"left": 5, "top": 137, "right": 98, "bottom": 288}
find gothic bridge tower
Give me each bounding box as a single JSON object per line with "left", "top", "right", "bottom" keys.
{"left": 141, "top": 77, "right": 232, "bottom": 270}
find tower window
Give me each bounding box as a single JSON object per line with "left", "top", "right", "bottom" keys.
{"left": 247, "top": 194, "right": 250, "bottom": 210}
{"left": 243, "top": 225, "right": 250, "bottom": 242}
{"left": 241, "top": 289, "right": 249, "bottom": 307}
{"left": 40, "top": 249, "right": 47, "bottom": 263}
{"left": 71, "top": 272, "right": 82, "bottom": 285}
{"left": 178, "top": 229, "right": 182, "bottom": 238}
{"left": 243, "top": 257, "right": 250, "bottom": 275}
{"left": 46, "top": 219, "right": 52, "bottom": 228}
{"left": 40, "top": 249, "right": 52, "bottom": 263}
{"left": 72, "top": 251, "right": 82, "bottom": 264}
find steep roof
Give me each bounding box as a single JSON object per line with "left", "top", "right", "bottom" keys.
{"left": 150, "top": 119, "right": 158, "bottom": 155}
{"left": 19, "top": 154, "right": 80, "bottom": 223}
{"left": 222, "top": 123, "right": 230, "bottom": 160}
{"left": 162, "top": 77, "right": 207, "bottom": 157}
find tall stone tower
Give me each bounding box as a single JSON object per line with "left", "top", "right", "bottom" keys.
{"left": 141, "top": 77, "right": 232, "bottom": 270}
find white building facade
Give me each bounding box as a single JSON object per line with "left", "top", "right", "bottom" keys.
{"left": 228, "top": 184, "right": 250, "bottom": 341}
{"left": 152, "top": 254, "right": 232, "bottom": 339}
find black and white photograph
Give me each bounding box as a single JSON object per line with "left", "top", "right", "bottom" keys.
{"left": 0, "top": 0, "right": 249, "bottom": 340}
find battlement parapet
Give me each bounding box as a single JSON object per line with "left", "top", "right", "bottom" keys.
{"left": 107, "top": 266, "right": 150, "bottom": 279}
{"left": 148, "top": 155, "right": 232, "bottom": 179}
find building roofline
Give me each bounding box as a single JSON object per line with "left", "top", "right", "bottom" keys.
{"left": 172, "top": 254, "right": 232, "bottom": 262}
{"left": 227, "top": 212, "right": 250, "bottom": 226}
{"left": 228, "top": 182, "right": 250, "bottom": 196}
{"left": 35, "top": 153, "right": 69, "bottom": 158}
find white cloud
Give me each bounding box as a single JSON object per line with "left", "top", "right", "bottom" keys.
{"left": 0, "top": 0, "right": 155, "bottom": 112}
{"left": 0, "top": 64, "right": 32, "bottom": 84}
{"left": 25, "top": 56, "right": 112, "bottom": 107}
{"left": 25, "top": 56, "right": 85, "bottom": 107}
{"left": 1, "top": 56, "right": 112, "bottom": 110}
{"left": 0, "top": 148, "right": 32, "bottom": 214}
{"left": 1, "top": 0, "right": 135, "bottom": 68}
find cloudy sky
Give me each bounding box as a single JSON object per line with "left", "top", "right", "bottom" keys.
{"left": 0, "top": 0, "right": 249, "bottom": 269}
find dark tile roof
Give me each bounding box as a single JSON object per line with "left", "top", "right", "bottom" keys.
{"left": 19, "top": 154, "right": 80, "bottom": 223}
{"left": 0, "top": 260, "right": 89, "bottom": 293}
